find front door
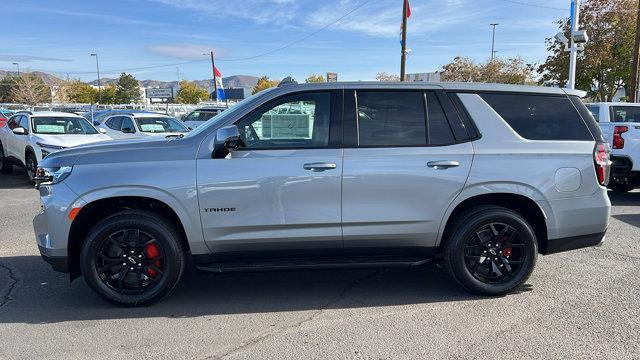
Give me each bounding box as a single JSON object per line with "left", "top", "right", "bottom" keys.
{"left": 196, "top": 91, "right": 343, "bottom": 258}
{"left": 341, "top": 90, "right": 474, "bottom": 254}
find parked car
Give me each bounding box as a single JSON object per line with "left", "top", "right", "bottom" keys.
{"left": 586, "top": 102, "right": 640, "bottom": 192}
{"left": 0, "top": 109, "right": 14, "bottom": 128}
{"left": 33, "top": 82, "right": 611, "bottom": 306}
{"left": 86, "top": 109, "right": 154, "bottom": 126}
{"left": 97, "top": 113, "right": 189, "bottom": 139}
{"left": 182, "top": 106, "right": 227, "bottom": 129}
{"left": 0, "top": 111, "right": 111, "bottom": 182}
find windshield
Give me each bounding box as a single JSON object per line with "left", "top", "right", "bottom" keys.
{"left": 184, "top": 110, "right": 220, "bottom": 122}
{"left": 135, "top": 117, "right": 189, "bottom": 133}
{"left": 32, "top": 116, "right": 99, "bottom": 135}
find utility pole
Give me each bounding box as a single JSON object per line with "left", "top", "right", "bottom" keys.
{"left": 204, "top": 51, "right": 218, "bottom": 101}
{"left": 400, "top": 0, "right": 408, "bottom": 81}
{"left": 630, "top": 0, "right": 640, "bottom": 102}
{"left": 90, "top": 53, "right": 101, "bottom": 103}
{"left": 490, "top": 23, "right": 499, "bottom": 61}
{"left": 567, "top": 0, "right": 580, "bottom": 90}
{"left": 12, "top": 62, "right": 19, "bottom": 76}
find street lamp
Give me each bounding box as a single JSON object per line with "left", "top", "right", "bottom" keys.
{"left": 12, "top": 62, "right": 19, "bottom": 76}
{"left": 490, "top": 23, "right": 499, "bottom": 61}
{"left": 90, "top": 53, "right": 101, "bottom": 103}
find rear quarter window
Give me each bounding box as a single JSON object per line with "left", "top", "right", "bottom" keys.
{"left": 480, "top": 93, "right": 593, "bottom": 141}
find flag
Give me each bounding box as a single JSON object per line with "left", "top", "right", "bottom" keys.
{"left": 406, "top": 0, "right": 411, "bottom": 18}
{"left": 213, "top": 66, "right": 225, "bottom": 100}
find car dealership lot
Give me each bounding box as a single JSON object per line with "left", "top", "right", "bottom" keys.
{"left": 0, "top": 170, "right": 638, "bottom": 360}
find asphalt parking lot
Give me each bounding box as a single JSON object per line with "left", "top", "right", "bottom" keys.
{"left": 0, "top": 169, "right": 638, "bottom": 360}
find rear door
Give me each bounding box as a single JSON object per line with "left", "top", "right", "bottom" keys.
{"left": 341, "top": 89, "right": 474, "bottom": 253}
{"left": 196, "top": 90, "right": 344, "bottom": 257}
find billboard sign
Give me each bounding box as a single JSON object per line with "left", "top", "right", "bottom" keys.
{"left": 145, "top": 88, "right": 174, "bottom": 99}
{"left": 326, "top": 72, "right": 338, "bottom": 82}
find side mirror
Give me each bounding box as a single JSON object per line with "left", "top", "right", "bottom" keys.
{"left": 98, "top": 128, "right": 107, "bottom": 134}
{"left": 213, "top": 125, "right": 243, "bottom": 158}
{"left": 122, "top": 127, "right": 134, "bottom": 133}
{"left": 12, "top": 127, "right": 26, "bottom": 135}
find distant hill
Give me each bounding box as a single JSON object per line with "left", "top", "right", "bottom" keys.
{"left": 0, "top": 70, "right": 259, "bottom": 90}
{"left": 87, "top": 75, "right": 259, "bottom": 89}
{"left": 0, "top": 70, "right": 64, "bottom": 86}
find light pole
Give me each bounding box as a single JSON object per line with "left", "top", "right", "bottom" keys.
{"left": 490, "top": 23, "right": 499, "bottom": 61}
{"left": 90, "top": 53, "right": 101, "bottom": 103}
{"left": 12, "top": 62, "right": 19, "bottom": 76}
{"left": 567, "top": 0, "right": 579, "bottom": 89}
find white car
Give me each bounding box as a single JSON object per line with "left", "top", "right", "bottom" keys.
{"left": 182, "top": 106, "right": 226, "bottom": 129}
{"left": 98, "top": 113, "right": 189, "bottom": 139}
{"left": 0, "top": 111, "right": 111, "bottom": 182}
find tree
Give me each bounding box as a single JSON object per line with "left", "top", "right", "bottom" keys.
{"left": 252, "top": 76, "right": 279, "bottom": 94}
{"left": 65, "top": 80, "right": 97, "bottom": 103}
{"left": 538, "top": 0, "right": 635, "bottom": 101}
{"left": 440, "top": 56, "right": 535, "bottom": 84}
{"left": 10, "top": 74, "right": 52, "bottom": 105}
{"left": 376, "top": 72, "right": 400, "bottom": 82}
{"left": 115, "top": 73, "right": 141, "bottom": 103}
{"left": 101, "top": 84, "right": 118, "bottom": 104}
{"left": 176, "top": 81, "right": 209, "bottom": 104}
{"left": 0, "top": 76, "right": 18, "bottom": 102}
{"left": 305, "top": 74, "right": 325, "bottom": 83}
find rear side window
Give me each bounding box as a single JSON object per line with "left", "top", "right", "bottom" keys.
{"left": 481, "top": 93, "right": 593, "bottom": 141}
{"left": 356, "top": 91, "right": 426, "bottom": 146}
{"left": 569, "top": 97, "right": 604, "bottom": 142}
{"left": 425, "top": 92, "right": 455, "bottom": 145}
{"left": 611, "top": 106, "right": 640, "bottom": 123}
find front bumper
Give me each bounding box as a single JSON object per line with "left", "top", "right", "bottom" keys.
{"left": 38, "top": 245, "right": 69, "bottom": 272}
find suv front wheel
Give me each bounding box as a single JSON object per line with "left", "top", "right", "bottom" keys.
{"left": 80, "top": 210, "right": 185, "bottom": 306}
{"left": 444, "top": 206, "right": 537, "bottom": 296}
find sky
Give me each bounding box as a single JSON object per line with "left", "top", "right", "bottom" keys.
{"left": 0, "top": 0, "right": 570, "bottom": 83}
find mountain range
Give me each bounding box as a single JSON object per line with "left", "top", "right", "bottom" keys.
{"left": 0, "top": 70, "right": 259, "bottom": 89}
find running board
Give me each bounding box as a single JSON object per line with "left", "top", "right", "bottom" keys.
{"left": 195, "top": 256, "right": 438, "bottom": 273}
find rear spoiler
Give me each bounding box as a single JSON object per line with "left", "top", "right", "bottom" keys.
{"left": 562, "top": 88, "right": 587, "bottom": 98}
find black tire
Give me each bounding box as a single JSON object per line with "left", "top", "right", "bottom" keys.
{"left": 25, "top": 152, "right": 37, "bottom": 184}
{"left": 608, "top": 177, "right": 637, "bottom": 193}
{"left": 80, "top": 210, "right": 185, "bottom": 306}
{"left": 0, "top": 142, "right": 12, "bottom": 174}
{"left": 444, "top": 206, "right": 537, "bottom": 296}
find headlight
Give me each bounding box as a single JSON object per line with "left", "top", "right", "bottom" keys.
{"left": 36, "top": 142, "right": 66, "bottom": 150}
{"left": 34, "top": 166, "right": 73, "bottom": 188}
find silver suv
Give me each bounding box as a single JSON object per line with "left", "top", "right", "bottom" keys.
{"left": 33, "top": 82, "right": 611, "bottom": 306}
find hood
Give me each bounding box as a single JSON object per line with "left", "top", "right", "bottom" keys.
{"left": 33, "top": 133, "right": 112, "bottom": 148}
{"left": 39, "top": 135, "right": 198, "bottom": 168}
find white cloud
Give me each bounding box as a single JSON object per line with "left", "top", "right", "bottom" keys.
{"left": 307, "top": 0, "right": 487, "bottom": 38}
{"left": 150, "top": 0, "right": 299, "bottom": 25}
{"left": 146, "top": 43, "right": 227, "bottom": 60}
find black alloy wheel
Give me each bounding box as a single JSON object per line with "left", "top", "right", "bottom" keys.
{"left": 95, "top": 229, "right": 166, "bottom": 294}
{"left": 463, "top": 222, "right": 526, "bottom": 284}
{"left": 26, "top": 153, "right": 37, "bottom": 183}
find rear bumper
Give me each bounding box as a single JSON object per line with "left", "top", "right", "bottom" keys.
{"left": 541, "top": 231, "right": 606, "bottom": 255}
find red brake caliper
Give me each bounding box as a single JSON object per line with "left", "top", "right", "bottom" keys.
{"left": 144, "top": 243, "right": 161, "bottom": 277}
{"left": 499, "top": 235, "right": 512, "bottom": 258}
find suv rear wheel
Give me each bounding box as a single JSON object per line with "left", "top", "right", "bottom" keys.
{"left": 80, "top": 210, "right": 185, "bottom": 306}
{"left": 444, "top": 206, "right": 537, "bottom": 296}
{"left": 0, "top": 142, "right": 12, "bottom": 174}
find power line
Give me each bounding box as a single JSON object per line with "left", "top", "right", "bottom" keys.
{"left": 494, "top": 0, "right": 567, "bottom": 11}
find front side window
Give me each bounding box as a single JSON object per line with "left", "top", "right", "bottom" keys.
{"left": 107, "top": 116, "right": 123, "bottom": 130}
{"left": 121, "top": 117, "right": 135, "bottom": 132}
{"left": 356, "top": 91, "right": 426, "bottom": 146}
{"left": 7, "top": 115, "right": 21, "bottom": 130}
{"left": 481, "top": 93, "right": 592, "bottom": 141}
{"left": 134, "top": 117, "right": 189, "bottom": 133}
{"left": 236, "top": 92, "right": 331, "bottom": 149}
{"left": 184, "top": 110, "right": 218, "bottom": 122}
{"left": 611, "top": 106, "right": 640, "bottom": 123}
{"left": 32, "top": 117, "right": 98, "bottom": 135}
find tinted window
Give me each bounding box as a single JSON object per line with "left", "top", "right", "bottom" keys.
{"left": 586, "top": 105, "right": 600, "bottom": 122}
{"left": 569, "top": 97, "right": 604, "bottom": 142}
{"left": 356, "top": 91, "right": 426, "bottom": 146}
{"left": 121, "top": 117, "right": 135, "bottom": 132}
{"left": 18, "top": 115, "right": 29, "bottom": 130}
{"left": 611, "top": 106, "right": 640, "bottom": 123}
{"left": 481, "top": 94, "right": 592, "bottom": 141}
{"left": 426, "top": 92, "right": 455, "bottom": 145}
{"left": 184, "top": 110, "right": 219, "bottom": 122}
{"left": 108, "top": 116, "right": 123, "bottom": 130}
{"left": 236, "top": 92, "right": 331, "bottom": 149}
{"left": 8, "top": 115, "right": 21, "bottom": 130}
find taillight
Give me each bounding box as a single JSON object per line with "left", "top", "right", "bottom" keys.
{"left": 0, "top": 117, "right": 6, "bottom": 127}
{"left": 593, "top": 142, "right": 611, "bottom": 186}
{"left": 613, "top": 125, "right": 628, "bottom": 149}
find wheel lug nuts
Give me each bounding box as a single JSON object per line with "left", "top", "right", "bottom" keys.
{"left": 130, "top": 267, "right": 134, "bottom": 270}
{"left": 122, "top": 263, "right": 126, "bottom": 266}
{"left": 138, "top": 263, "right": 141, "bottom": 266}
{"left": 138, "top": 255, "right": 142, "bottom": 258}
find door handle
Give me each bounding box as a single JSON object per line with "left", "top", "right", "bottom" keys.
{"left": 303, "top": 162, "right": 337, "bottom": 172}
{"left": 427, "top": 160, "right": 460, "bottom": 169}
